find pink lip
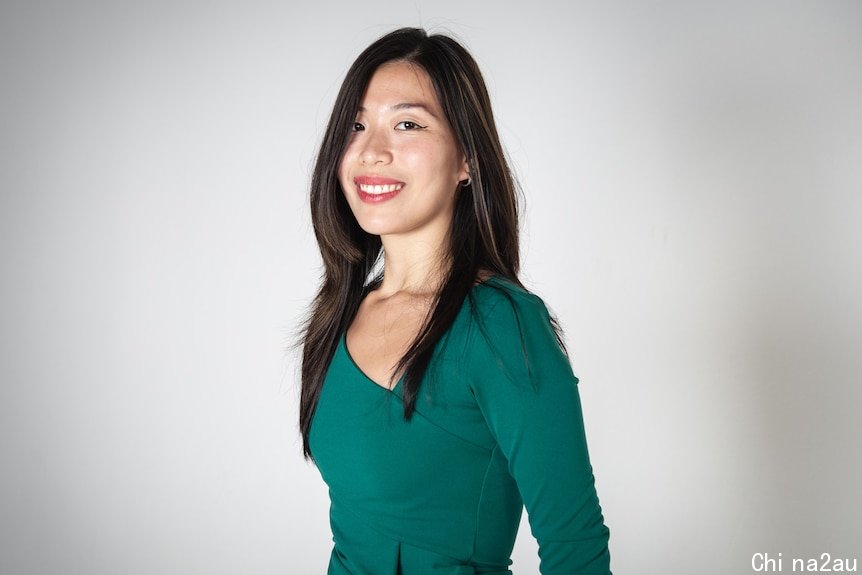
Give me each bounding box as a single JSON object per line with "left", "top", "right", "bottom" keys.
{"left": 353, "top": 175, "right": 405, "bottom": 204}
{"left": 353, "top": 175, "right": 404, "bottom": 185}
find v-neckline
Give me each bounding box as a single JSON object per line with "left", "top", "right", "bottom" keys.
{"left": 341, "top": 331, "right": 403, "bottom": 392}
{"left": 340, "top": 275, "right": 504, "bottom": 392}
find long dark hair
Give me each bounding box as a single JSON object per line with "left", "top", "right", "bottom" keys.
{"left": 298, "top": 28, "right": 538, "bottom": 460}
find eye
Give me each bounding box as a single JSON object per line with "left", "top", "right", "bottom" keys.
{"left": 395, "top": 121, "right": 426, "bottom": 131}
{"left": 350, "top": 122, "right": 365, "bottom": 132}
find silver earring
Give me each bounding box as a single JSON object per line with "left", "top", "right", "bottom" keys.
{"left": 460, "top": 177, "right": 472, "bottom": 188}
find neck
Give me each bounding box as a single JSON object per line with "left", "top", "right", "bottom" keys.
{"left": 376, "top": 228, "right": 450, "bottom": 298}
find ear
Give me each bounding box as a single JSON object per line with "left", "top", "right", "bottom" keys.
{"left": 457, "top": 155, "right": 470, "bottom": 183}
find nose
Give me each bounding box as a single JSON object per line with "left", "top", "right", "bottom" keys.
{"left": 358, "top": 126, "right": 392, "bottom": 166}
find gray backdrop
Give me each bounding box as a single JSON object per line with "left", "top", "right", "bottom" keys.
{"left": 1, "top": 1, "right": 860, "bottom": 573}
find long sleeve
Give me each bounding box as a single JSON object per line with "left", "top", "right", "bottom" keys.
{"left": 467, "top": 288, "right": 612, "bottom": 574}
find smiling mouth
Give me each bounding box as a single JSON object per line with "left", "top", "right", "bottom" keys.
{"left": 357, "top": 183, "right": 404, "bottom": 194}
{"left": 352, "top": 176, "right": 405, "bottom": 203}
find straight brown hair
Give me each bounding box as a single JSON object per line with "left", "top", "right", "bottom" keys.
{"left": 297, "top": 28, "right": 555, "bottom": 460}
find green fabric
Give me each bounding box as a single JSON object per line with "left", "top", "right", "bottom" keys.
{"left": 309, "top": 276, "right": 611, "bottom": 574}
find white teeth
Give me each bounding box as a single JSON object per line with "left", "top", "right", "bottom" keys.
{"left": 359, "top": 183, "right": 403, "bottom": 194}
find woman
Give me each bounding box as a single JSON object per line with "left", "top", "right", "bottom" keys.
{"left": 299, "top": 27, "right": 611, "bottom": 574}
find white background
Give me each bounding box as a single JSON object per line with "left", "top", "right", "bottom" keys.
{"left": 1, "top": 1, "right": 860, "bottom": 573}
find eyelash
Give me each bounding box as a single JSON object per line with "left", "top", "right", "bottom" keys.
{"left": 350, "top": 121, "right": 427, "bottom": 132}
{"left": 396, "top": 121, "right": 426, "bottom": 130}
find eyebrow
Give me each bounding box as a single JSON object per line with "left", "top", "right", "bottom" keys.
{"left": 358, "top": 102, "right": 439, "bottom": 118}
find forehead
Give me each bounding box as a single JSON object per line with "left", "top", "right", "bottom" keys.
{"left": 360, "top": 60, "right": 440, "bottom": 110}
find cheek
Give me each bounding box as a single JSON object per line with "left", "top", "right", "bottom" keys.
{"left": 404, "top": 142, "right": 445, "bottom": 174}
{"left": 337, "top": 152, "right": 352, "bottom": 188}
{"left": 426, "top": 138, "right": 461, "bottom": 178}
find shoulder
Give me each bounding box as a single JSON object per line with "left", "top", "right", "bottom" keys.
{"left": 463, "top": 276, "right": 575, "bottom": 394}
{"left": 469, "top": 275, "right": 552, "bottom": 330}
{"left": 468, "top": 276, "right": 566, "bottom": 361}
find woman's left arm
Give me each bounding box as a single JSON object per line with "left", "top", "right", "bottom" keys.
{"left": 469, "top": 290, "right": 612, "bottom": 575}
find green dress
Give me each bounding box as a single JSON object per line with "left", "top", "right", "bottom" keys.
{"left": 309, "top": 276, "right": 611, "bottom": 574}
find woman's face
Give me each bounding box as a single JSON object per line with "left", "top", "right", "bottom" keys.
{"left": 338, "top": 60, "right": 469, "bottom": 240}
